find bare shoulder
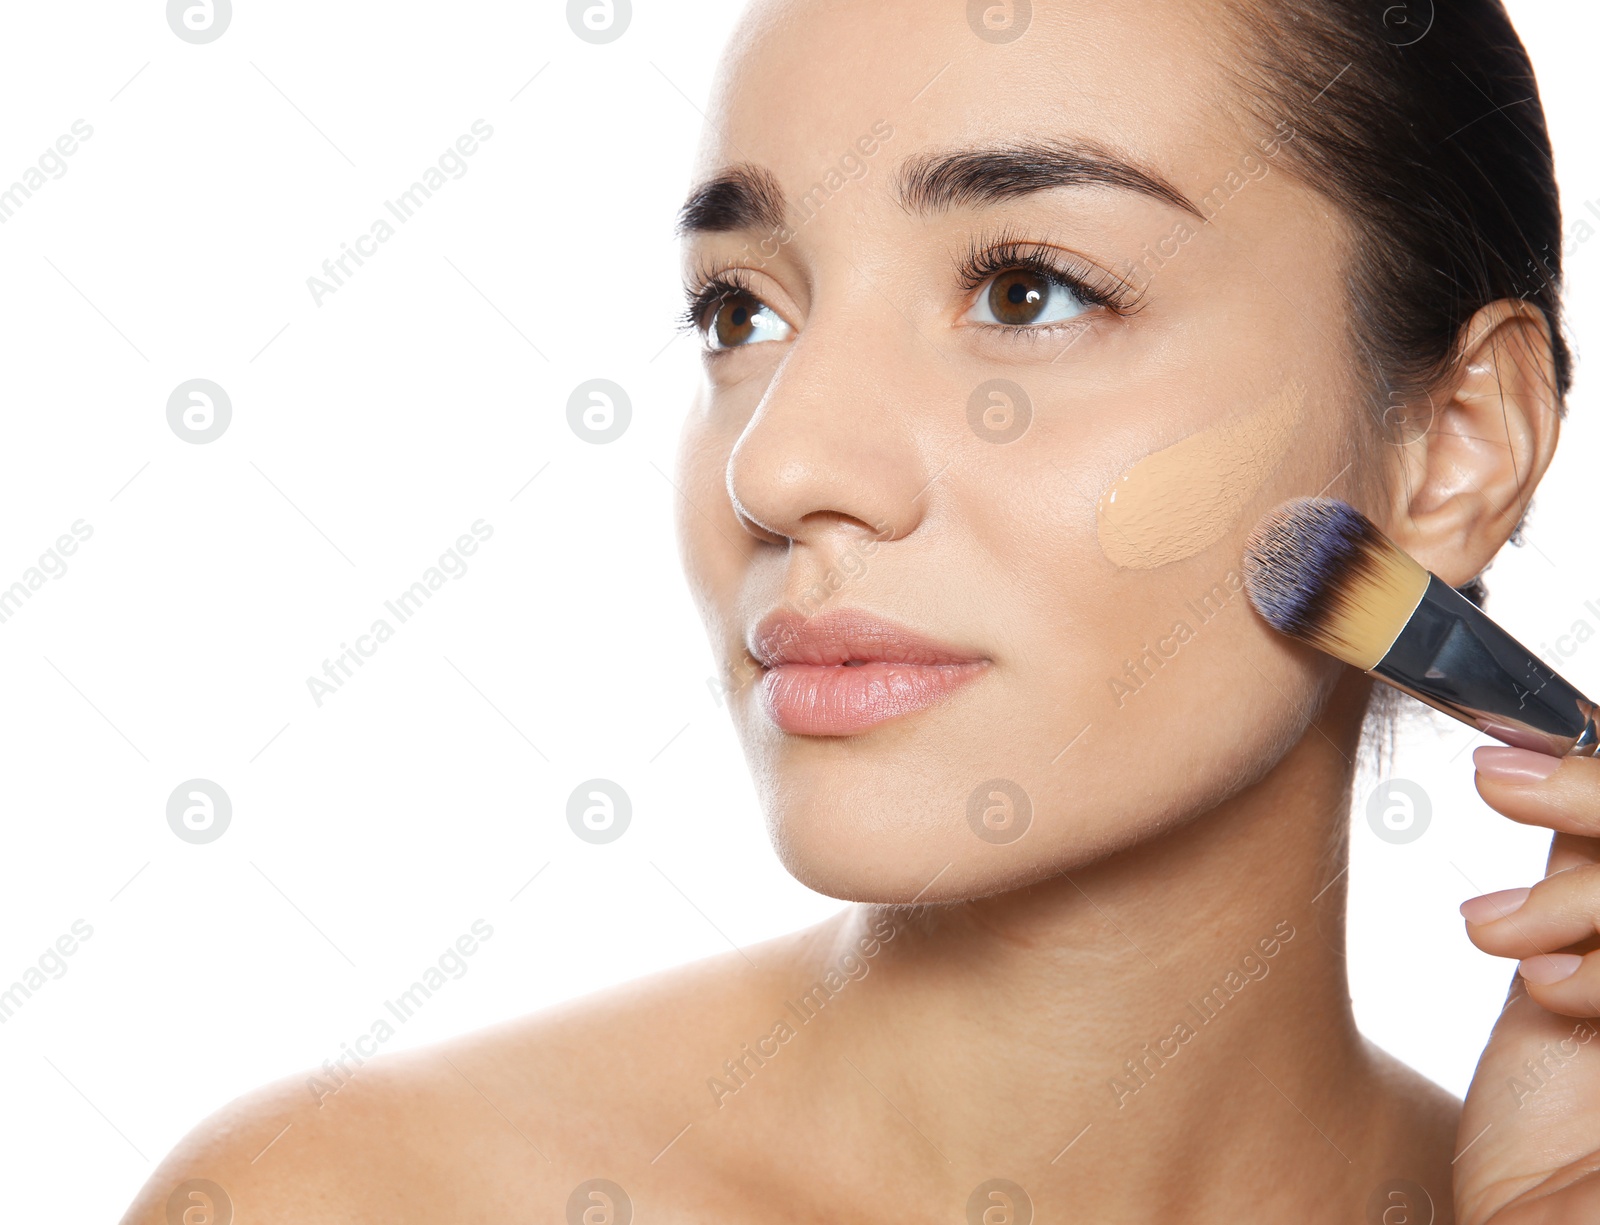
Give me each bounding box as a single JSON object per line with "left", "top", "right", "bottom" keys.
{"left": 1365, "top": 1038, "right": 1463, "bottom": 1138}
{"left": 120, "top": 921, "right": 839, "bottom": 1225}
{"left": 1359, "top": 1039, "right": 1463, "bottom": 1224}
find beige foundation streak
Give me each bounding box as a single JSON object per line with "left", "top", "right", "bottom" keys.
{"left": 1096, "top": 377, "right": 1307, "bottom": 569}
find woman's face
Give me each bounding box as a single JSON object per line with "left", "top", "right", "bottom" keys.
{"left": 675, "top": 0, "right": 1366, "bottom": 902}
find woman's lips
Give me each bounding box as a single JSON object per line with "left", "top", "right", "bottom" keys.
{"left": 760, "top": 659, "right": 990, "bottom": 735}
{"left": 748, "top": 610, "right": 989, "bottom": 736}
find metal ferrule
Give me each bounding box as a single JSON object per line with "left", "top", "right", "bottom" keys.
{"left": 1371, "top": 573, "right": 1599, "bottom": 757}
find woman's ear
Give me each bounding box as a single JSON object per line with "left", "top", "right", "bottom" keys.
{"left": 1381, "top": 300, "right": 1561, "bottom": 587}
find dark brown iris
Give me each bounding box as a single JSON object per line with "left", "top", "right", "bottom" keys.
{"left": 986, "top": 269, "right": 1049, "bottom": 326}
{"left": 712, "top": 292, "right": 759, "bottom": 348}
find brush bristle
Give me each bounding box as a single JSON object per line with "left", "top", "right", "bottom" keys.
{"left": 1242, "top": 498, "right": 1429, "bottom": 671}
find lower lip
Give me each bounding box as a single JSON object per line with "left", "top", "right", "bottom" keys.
{"left": 759, "top": 660, "right": 989, "bottom": 736}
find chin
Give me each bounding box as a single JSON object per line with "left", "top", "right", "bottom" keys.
{"left": 729, "top": 631, "right": 1334, "bottom": 906}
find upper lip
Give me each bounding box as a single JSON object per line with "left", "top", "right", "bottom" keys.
{"left": 748, "top": 608, "right": 986, "bottom": 669}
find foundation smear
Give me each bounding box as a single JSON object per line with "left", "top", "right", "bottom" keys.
{"left": 1096, "top": 377, "right": 1306, "bottom": 569}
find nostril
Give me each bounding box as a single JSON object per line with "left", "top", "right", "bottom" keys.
{"left": 730, "top": 501, "right": 791, "bottom": 546}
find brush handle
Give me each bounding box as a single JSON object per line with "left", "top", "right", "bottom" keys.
{"left": 1372, "top": 574, "right": 1599, "bottom": 757}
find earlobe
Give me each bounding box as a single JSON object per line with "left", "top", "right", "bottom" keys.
{"left": 1383, "top": 300, "right": 1561, "bottom": 587}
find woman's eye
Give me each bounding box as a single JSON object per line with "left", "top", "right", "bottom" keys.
{"left": 705, "top": 290, "right": 793, "bottom": 350}
{"left": 966, "top": 268, "right": 1090, "bottom": 328}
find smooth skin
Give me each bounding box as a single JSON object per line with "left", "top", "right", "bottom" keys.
{"left": 123, "top": 1, "right": 1592, "bottom": 1221}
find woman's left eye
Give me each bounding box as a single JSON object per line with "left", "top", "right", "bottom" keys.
{"left": 704, "top": 289, "right": 793, "bottom": 350}
{"left": 965, "top": 268, "right": 1090, "bottom": 328}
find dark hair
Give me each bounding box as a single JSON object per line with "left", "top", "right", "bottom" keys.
{"left": 1229, "top": 0, "right": 1569, "bottom": 397}
{"left": 1227, "top": 0, "right": 1569, "bottom": 611}
{"left": 1222, "top": 1, "right": 1569, "bottom": 756}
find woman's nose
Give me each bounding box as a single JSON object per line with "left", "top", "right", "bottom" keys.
{"left": 724, "top": 327, "right": 937, "bottom": 547}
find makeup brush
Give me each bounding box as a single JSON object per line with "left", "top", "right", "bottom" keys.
{"left": 1242, "top": 496, "right": 1599, "bottom": 757}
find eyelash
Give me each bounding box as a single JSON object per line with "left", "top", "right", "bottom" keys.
{"left": 955, "top": 231, "right": 1144, "bottom": 322}
{"left": 678, "top": 236, "right": 1143, "bottom": 340}
{"left": 678, "top": 264, "right": 760, "bottom": 337}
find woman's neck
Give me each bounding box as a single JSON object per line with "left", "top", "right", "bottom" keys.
{"left": 777, "top": 679, "right": 1452, "bottom": 1218}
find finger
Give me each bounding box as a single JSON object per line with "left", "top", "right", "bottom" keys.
{"left": 1473, "top": 746, "right": 1600, "bottom": 836}
{"left": 1460, "top": 862, "right": 1600, "bottom": 958}
{"left": 1511, "top": 948, "right": 1600, "bottom": 1019}
{"left": 1548, "top": 829, "right": 1600, "bottom": 876}
{"left": 1487, "top": 1167, "right": 1600, "bottom": 1222}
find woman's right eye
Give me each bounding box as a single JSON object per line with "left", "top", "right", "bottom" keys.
{"left": 704, "top": 289, "right": 793, "bottom": 351}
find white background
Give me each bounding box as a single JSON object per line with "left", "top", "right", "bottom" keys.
{"left": 0, "top": 3, "right": 1594, "bottom": 1219}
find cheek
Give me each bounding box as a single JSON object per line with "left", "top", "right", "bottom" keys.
{"left": 930, "top": 382, "right": 1351, "bottom": 869}
{"left": 1096, "top": 377, "right": 1307, "bottom": 569}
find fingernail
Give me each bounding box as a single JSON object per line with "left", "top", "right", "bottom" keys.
{"left": 1520, "top": 953, "right": 1582, "bottom": 985}
{"left": 1474, "top": 745, "right": 1560, "bottom": 783}
{"left": 1460, "top": 886, "right": 1531, "bottom": 924}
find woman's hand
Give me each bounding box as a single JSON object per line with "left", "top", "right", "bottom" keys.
{"left": 1453, "top": 746, "right": 1600, "bottom": 1224}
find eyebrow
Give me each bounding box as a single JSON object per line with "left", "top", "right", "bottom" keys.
{"left": 896, "top": 141, "right": 1203, "bottom": 218}
{"left": 675, "top": 141, "right": 1203, "bottom": 238}
{"left": 676, "top": 164, "right": 787, "bottom": 236}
